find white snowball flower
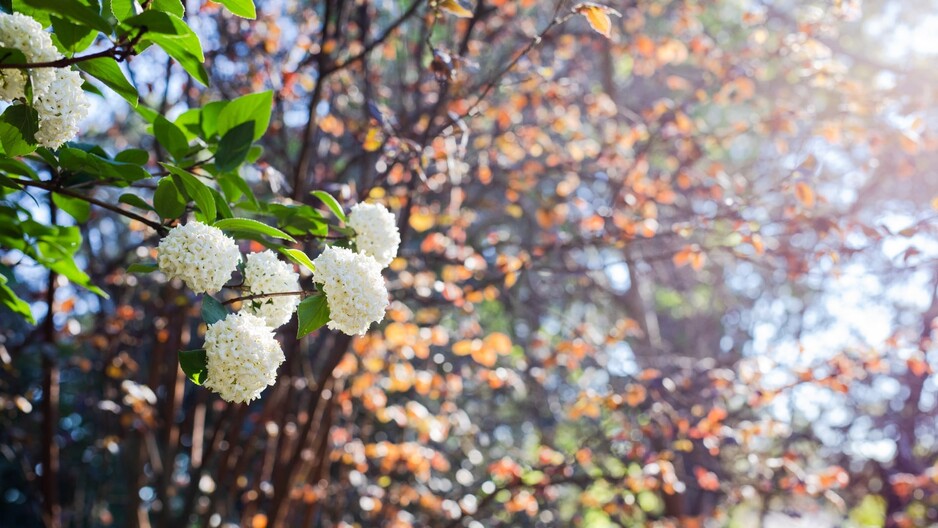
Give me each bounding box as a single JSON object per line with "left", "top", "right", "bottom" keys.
{"left": 348, "top": 202, "right": 400, "bottom": 268}
{"left": 34, "top": 68, "right": 90, "bottom": 149}
{"left": 0, "top": 13, "right": 89, "bottom": 148}
{"left": 203, "top": 312, "right": 285, "bottom": 403}
{"left": 0, "top": 13, "right": 58, "bottom": 101}
{"left": 312, "top": 246, "right": 389, "bottom": 336}
{"left": 242, "top": 250, "right": 301, "bottom": 328}
{"left": 157, "top": 221, "right": 241, "bottom": 294}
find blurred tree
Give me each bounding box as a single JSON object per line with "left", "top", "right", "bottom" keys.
{"left": 3, "top": 0, "right": 938, "bottom": 527}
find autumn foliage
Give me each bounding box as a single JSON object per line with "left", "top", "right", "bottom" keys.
{"left": 2, "top": 0, "right": 938, "bottom": 527}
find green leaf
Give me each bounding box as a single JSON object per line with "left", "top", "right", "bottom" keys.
{"left": 151, "top": 0, "right": 183, "bottom": 17}
{"left": 124, "top": 11, "right": 208, "bottom": 86}
{"left": 153, "top": 115, "right": 188, "bottom": 160}
{"left": 210, "top": 188, "right": 232, "bottom": 219}
{"left": 110, "top": 0, "right": 136, "bottom": 21}
{"left": 219, "top": 171, "right": 257, "bottom": 206}
{"left": 200, "top": 100, "right": 227, "bottom": 138}
{"left": 279, "top": 248, "right": 315, "bottom": 273}
{"left": 214, "top": 121, "right": 254, "bottom": 172}
{"left": 217, "top": 0, "right": 255, "bottom": 18}
{"left": 56, "top": 147, "right": 149, "bottom": 183}
{"left": 311, "top": 190, "right": 347, "bottom": 222}
{"left": 213, "top": 217, "right": 296, "bottom": 243}
{"left": 47, "top": 257, "right": 107, "bottom": 297}
{"left": 217, "top": 91, "right": 272, "bottom": 141}
{"left": 127, "top": 262, "right": 158, "bottom": 273}
{"left": 0, "top": 157, "right": 36, "bottom": 179}
{"left": 0, "top": 47, "right": 26, "bottom": 66}
{"left": 78, "top": 57, "right": 138, "bottom": 107}
{"left": 153, "top": 177, "right": 186, "bottom": 219}
{"left": 0, "top": 105, "right": 38, "bottom": 157}
{"left": 51, "top": 15, "right": 97, "bottom": 53}
{"left": 114, "top": 148, "right": 148, "bottom": 165}
{"left": 179, "top": 348, "right": 208, "bottom": 385}
{"left": 119, "top": 193, "right": 154, "bottom": 211}
{"left": 22, "top": 0, "right": 112, "bottom": 34}
{"left": 201, "top": 294, "right": 227, "bottom": 325}
{"left": 296, "top": 294, "right": 329, "bottom": 338}
{"left": 162, "top": 164, "right": 216, "bottom": 222}
{"left": 0, "top": 272, "right": 34, "bottom": 323}
{"left": 52, "top": 193, "right": 90, "bottom": 222}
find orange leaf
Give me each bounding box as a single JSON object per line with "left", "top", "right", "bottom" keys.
{"left": 794, "top": 182, "right": 816, "bottom": 208}
{"left": 439, "top": 0, "right": 473, "bottom": 17}
{"left": 472, "top": 345, "right": 497, "bottom": 367}
{"left": 573, "top": 3, "right": 621, "bottom": 39}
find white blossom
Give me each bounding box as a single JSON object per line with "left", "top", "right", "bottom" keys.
{"left": 348, "top": 202, "right": 400, "bottom": 268}
{"left": 312, "top": 246, "right": 388, "bottom": 336}
{"left": 0, "top": 13, "right": 57, "bottom": 101}
{"left": 157, "top": 221, "right": 241, "bottom": 294}
{"left": 242, "top": 250, "right": 300, "bottom": 328}
{"left": 203, "top": 313, "right": 284, "bottom": 403}
{"left": 34, "top": 68, "right": 89, "bottom": 149}
{"left": 0, "top": 13, "right": 90, "bottom": 148}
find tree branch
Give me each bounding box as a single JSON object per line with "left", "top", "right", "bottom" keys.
{"left": 0, "top": 29, "right": 147, "bottom": 70}
{"left": 222, "top": 290, "right": 316, "bottom": 306}
{"left": 11, "top": 178, "right": 168, "bottom": 235}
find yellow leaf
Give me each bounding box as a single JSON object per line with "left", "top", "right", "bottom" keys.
{"left": 439, "top": 0, "right": 473, "bottom": 17}
{"left": 409, "top": 211, "right": 435, "bottom": 232}
{"left": 794, "top": 181, "right": 816, "bottom": 208}
{"left": 363, "top": 127, "right": 383, "bottom": 152}
{"left": 574, "top": 3, "right": 620, "bottom": 39}
{"left": 931, "top": 196, "right": 938, "bottom": 210}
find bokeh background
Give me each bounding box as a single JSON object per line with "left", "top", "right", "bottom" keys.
{"left": 4, "top": 0, "right": 938, "bottom": 526}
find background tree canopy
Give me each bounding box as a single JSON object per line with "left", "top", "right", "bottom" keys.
{"left": 2, "top": 0, "right": 938, "bottom": 526}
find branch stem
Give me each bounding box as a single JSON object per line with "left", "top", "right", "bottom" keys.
{"left": 11, "top": 178, "right": 168, "bottom": 234}
{"left": 222, "top": 290, "right": 317, "bottom": 306}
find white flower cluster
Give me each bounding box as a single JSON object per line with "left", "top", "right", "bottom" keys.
{"left": 348, "top": 202, "right": 400, "bottom": 268}
{"left": 0, "top": 13, "right": 89, "bottom": 148}
{"left": 0, "top": 13, "right": 57, "bottom": 101}
{"left": 159, "top": 202, "right": 400, "bottom": 402}
{"left": 242, "top": 250, "right": 300, "bottom": 328}
{"left": 34, "top": 68, "right": 89, "bottom": 149}
{"left": 157, "top": 221, "right": 241, "bottom": 294}
{"left": 312, "top": 246, "right": 389, "bottom": 336}
{"left": 203, "top": 313, "right": 285, "bottom": 403}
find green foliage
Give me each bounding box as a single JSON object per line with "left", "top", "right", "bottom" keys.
{"left": 216, "top": 0, "right": 255, "bottom": 19}
{"left": 77, "top": 57, "right": 137, "bottom": 106}
{"left": 201, "top": 294, "right": 228, "bottom": 325}
{"left": 311, "top": 190, "right": 348, "bottom": 222}
{"left": 179, "top": 348, "right": 208, "bottom": 385}
{"left": 296, "top": 294, "right": 329, "bottom": 338}
{"left": 0, "top": 0, "right": 275, "bottom": 328}
{"left": 213, "top": 217, "right": 296, "bottom": 243}
{"left": 280, "top": 248, "right": 316, "bottom": 273}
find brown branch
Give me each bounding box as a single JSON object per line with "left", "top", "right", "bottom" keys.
{"left": 41, "top": 196, "right": 61, "bottom": 528}
{"left": 0, "top": 29, "right": 147, "bottom": 70}
{"left": 430, "top": 4, "right": 574, "bottom": 138}
{"left": 221, "top": 290, "right": 316, "bottom": 306}
{"left": 11, "top": 178, "right": 168, "bottom": 234}
{"left": 323, "top": 0, "right": 426, "bottom": 75}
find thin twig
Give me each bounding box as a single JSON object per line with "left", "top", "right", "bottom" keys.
{"left": 11, "top": 178, "right": 167, "bottom": 234}
{"left": 0, "top": 29, "right": 147, "bottom": 70}
{"left": 222, "top": 290, "right": 316, "bottom": 306}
